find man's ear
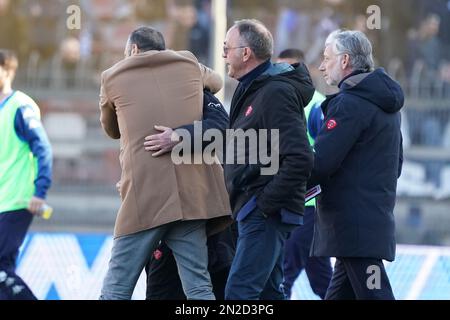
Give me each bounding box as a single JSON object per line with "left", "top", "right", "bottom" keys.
{"left": 341, "top": 53, "right": 350, "bottom": 70}
{"left": 131, "top": 44, "right": 140, "bottom": 55}
{"left": 242, "top": 47, "right": 252, "bottom": 63}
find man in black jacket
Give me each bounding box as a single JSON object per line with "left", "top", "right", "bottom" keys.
{"left": 222, "top": 19, "right": 314, "bottom": 300}
{"left": 308, "top": 30, "right": 404, "bottom": 300}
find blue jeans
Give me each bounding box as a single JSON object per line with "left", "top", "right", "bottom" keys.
{"left": 0, "top": 210, "right": 37, "bottom": 300}
{"left": 225, "top": 207, "right": 295, "bottom": 300}
{"left": 100, "top": 219, "right": 215, "bottom": 300}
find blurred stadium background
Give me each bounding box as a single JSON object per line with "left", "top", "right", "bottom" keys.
{"left": 1, "top": 0, "right": 449, "bottom": 299}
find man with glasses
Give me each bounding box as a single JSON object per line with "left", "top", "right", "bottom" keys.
{"left": 222, "top": 19, "right": 315, "bottom": 300}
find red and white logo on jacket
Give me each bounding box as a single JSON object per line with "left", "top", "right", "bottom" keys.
{"left": 326, "top": 119, "right": 337, "bottom": 131}
{"left": 245, "top": 105, "right": 253, "bottom": 117}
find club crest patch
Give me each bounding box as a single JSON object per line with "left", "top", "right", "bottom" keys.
{"left": 326, "top": 119, "right": 337, "bottom": 131}
{"left": 245, "top": 105, "right": 253, "bottom": 117}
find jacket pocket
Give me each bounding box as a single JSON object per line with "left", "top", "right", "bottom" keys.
{"left": 238, "top": 207, "right": 267, "bottom": 237}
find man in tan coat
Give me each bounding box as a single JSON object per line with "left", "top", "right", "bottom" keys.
{"left": 99, "top": 27, "right": 231, "bottom": 300}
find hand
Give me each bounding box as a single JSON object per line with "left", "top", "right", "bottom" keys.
{"left": 144, "top": 125, "right": 180, "bottom": 157}
{"left": 28, "top": 196, "right": 46, "bottom": 216}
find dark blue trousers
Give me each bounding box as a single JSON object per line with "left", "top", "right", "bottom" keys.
{"left": 325, "top": 257, "right": 395, "bottom": 300}
{"left": 225, "top": 207, "right": 295, "bottom": 300}
{"left": 283, "top": 206, "right": 332, "bottom": 299}
{"left": 0, "top": 210, "right": 37, "bottom": 300}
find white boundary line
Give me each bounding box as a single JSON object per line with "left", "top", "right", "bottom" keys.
{"left": 404, "top": 249, "right": 441, "bottom": 300}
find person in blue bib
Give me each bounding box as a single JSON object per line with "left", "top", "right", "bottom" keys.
{"left": 0, "top": 50, "right": 52, "bottom": 300}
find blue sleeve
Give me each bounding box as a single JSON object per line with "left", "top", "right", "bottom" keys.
{"left": 14, "top": 106, "right": 53, "bottom": 199}
{"left": 308, "top": 102, "right": 325, "bottom": 140}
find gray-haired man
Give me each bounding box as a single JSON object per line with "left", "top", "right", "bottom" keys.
{"left": 308, "top": 30, "right": 404, "bottom": 299}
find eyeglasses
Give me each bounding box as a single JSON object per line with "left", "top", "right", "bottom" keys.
{"left": 223, "top": 45, "right": 247, "bottom": 55}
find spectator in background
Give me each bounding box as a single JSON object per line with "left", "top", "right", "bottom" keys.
{"left": 420, "top": 14, "right": 442, "bottom": 71}
{"left": 304, "top": 5, "right": 342, "bottom": 67}
{"left": 60, "top": 36, "right": 81, "bottom": 88}
{"left": 26, "top": 0, "right": 63, "bottom": 63}
{"left": 0, "top": 0, "right": 29, "bottom": 62}
{"left": 133, "top": 0, "right": 168, "bottom": 26}
{"left": 188, "top": 0, "right": 212, "bottom": 65}
{"left": 406, "top": 13, "right": 444, "bottom": 158}
{"left": 0, "top": 50, "right": 53, "bottom": 300}
{"left": 165, "top": 0, "right": 197, "bottom": 52}
{"left": 276, "top": 48, "right": 332, "bottom": 300}
{"left": 408, "top": 14, "right": 442, "bottom": 75}
{"left": 275, "top": 4, "right": 313, "bottom": 56}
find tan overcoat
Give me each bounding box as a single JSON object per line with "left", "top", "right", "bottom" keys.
{"left": 100, "top": 50, "right": 231, "bottom": 237}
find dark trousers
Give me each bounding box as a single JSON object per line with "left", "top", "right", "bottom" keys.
{"left": 146, "top": 243, "right": 185, "bottom": 300}
{"left": 325, "top": 257, "right": 395, "bottom": 300}
{"left": 146, "top": 224, "right": 237, "bottom": 300}
{"left": 145, "top": 244, "right": 231, "bottom": 300}
{"left": 225, "top": 207, "right": 295, "bottom": 300}
{"left": 283, "top": 206, "right": 332, "bottom": 299}
{"left": 0, "top": 210, "right": 37, "bottom": 300}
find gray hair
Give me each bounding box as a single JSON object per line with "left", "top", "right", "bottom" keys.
{"left": 325, "top": 30, "right": 375, "bottom": 72}
{"left": 233, "top": 19, "right": 273, "bottom": 61}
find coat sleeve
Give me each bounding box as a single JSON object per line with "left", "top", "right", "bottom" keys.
{"left": 256, "top": 85, "right": 314, "bottom": 215}
{"left": 198, "top": 63, "right": 223, "bottom": 94}
{"left": 307, "top": 96, "right": 370, "bottom": 188}
{"left": 99, "top": 73, "right": 120, "bottom": 139}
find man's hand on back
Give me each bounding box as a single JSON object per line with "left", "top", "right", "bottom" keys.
{"left": 144, "top": 125, "right": 181, "bottom": 157}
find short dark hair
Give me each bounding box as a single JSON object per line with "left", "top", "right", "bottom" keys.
{"left": 129, "top": 27, "right": 166, "bottom": 52}
{"left": 278, "top": 49, "right": 305, "bottom": 63}
{"left": 0, "top": 49, "right": 18, "bottom": 72}
{"left": 234, "top": 19, "right": 273, "bottom": 61}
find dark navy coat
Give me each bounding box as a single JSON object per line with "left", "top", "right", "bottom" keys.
{"left": 308, "top": 69, "right": 404, "bottom": 261}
